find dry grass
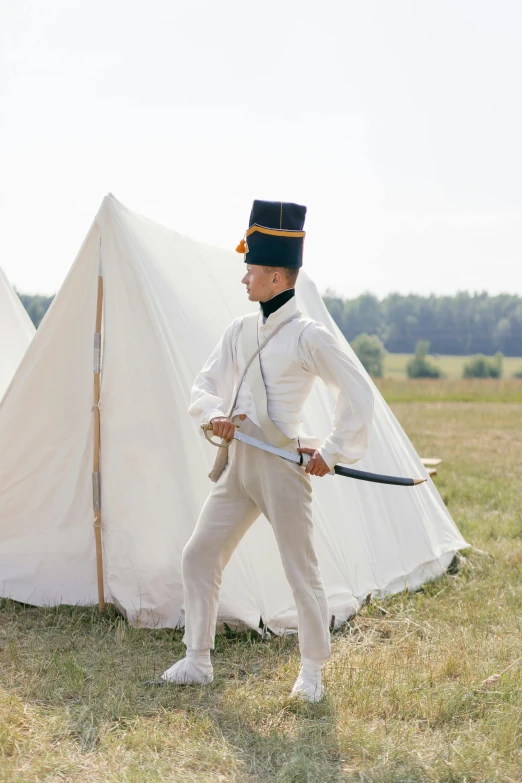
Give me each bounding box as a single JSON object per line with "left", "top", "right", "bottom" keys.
{"left": 1, "top": 401, "right": 522, "bottom": 782}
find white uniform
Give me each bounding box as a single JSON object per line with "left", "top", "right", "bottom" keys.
{"left": 183, "top": 295, "right": 374, "bottom": 661}
{"left": 191, "top": 296, "right": 374, "bottom": 467}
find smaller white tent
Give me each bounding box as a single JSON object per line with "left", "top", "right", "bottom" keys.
{"left": 0, "top": 267, "right": 36, "bottom": 399}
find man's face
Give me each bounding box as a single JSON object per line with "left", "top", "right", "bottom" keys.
{"left": 242, "top": 264, "right": 277, "bottom": 302}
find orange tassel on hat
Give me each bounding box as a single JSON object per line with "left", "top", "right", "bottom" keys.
{"left": 236, "top": 238, "right": 247, "bottom": 254}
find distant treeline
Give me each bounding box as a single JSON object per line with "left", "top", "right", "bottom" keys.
{"left": 324, "top": 292, "right": 522, "bottom": 356}
{"left": 17, "top": 294, "right": 54, "bottom": 329}
{"left": 18, "top": 290, "right": 522, "bottom": 357}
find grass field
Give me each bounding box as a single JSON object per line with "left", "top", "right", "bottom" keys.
{"left": 375, "top": 378, "right": 522, "bottom": 403}
{"left": 1, "top": 394, "right": 522, "bottom": 781}
{"left": 384, "top": 353, "right": 522, "bottom": 380}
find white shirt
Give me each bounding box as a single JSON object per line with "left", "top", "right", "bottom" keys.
{"left": 189, "top": 296, "right": 374, "bottom": 469}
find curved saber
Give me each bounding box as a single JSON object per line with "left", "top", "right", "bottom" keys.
{"left": 202, "top": 425, "right": 427, "bottom": 487}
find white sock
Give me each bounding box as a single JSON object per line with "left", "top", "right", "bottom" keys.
{"left": 291, "top": 658, "right": 325, "bottom": 702}
{"left": 301, "top": 658, "right": 324, "bottom": 677}
{"left": 161, "top": 648, "right": 213, "bottom": 684}
{"left": 186, "top": 648, "right": 212, "bottom": 668}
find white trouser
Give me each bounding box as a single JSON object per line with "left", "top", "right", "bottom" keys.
{"left": 182, "top": 416, "right": 331, "bottom": 662}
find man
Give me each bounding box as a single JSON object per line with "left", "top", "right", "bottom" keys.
{"left": 162, "top": 200, "right": 374, "bottom": 701}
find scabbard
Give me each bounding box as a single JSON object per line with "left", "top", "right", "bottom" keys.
{"left": 208, "top": 444, "right": 229, "bottom": 482}
{"left": 333, "top": 465, "right": 423, "bottom": 486}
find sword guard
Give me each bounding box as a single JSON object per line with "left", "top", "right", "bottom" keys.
{"left": 298, "top": 452, "right": 334, "bottom": 474}
{"left": 201, "top": 422, "right": 238, "bottom": 448}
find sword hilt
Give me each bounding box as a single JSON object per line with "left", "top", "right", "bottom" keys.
{"left": 201, "top": 422, "right": 239, "bottom": 448}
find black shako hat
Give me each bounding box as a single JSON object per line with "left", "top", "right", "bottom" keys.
{"left": 236, "top": 199, "right": 306, "bottom": 268}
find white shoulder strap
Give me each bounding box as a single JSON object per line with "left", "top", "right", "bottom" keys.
{"left": 242, "top": 312, "right": 303, "bottom": 448}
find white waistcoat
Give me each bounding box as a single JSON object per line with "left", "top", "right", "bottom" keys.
{"left": 233, "top": 313, "right": 316, "bottom": 436}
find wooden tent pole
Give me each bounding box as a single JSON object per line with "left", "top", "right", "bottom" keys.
{"left": 93, "top": 247, "right": 105, "bottom": 612}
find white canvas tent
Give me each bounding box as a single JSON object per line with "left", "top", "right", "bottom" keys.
{"left": 0, "top": 195, "right": 467, "bottom": 631}
{"left": 0, "top": 267, "right": 36, "bottom": 399}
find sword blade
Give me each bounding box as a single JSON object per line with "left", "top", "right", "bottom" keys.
{"left": 233, "top": 430, "right": 301, "bottom": 463}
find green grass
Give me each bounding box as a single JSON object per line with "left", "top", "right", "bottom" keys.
{"left": 375, "top": 378, "right": 522, "bottom": 403}
{"left": 1, "top": 400, "right": 522, "bottom": 781}
{"left": 384, "top": 353, "right": 522, "bottom": 380}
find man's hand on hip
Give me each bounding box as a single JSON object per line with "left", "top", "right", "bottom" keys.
{"left": 298, "top": 448, "right": 331, "bottom": 477}
{"left": 210, "top": 417, "right": 236, "bottom": 443}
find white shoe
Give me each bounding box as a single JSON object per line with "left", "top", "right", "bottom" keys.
{"left": 161, "top": 657, "right": 214, "bottom": 685}
{"left": 291, "top": 671, "right": 325, "bottom": 703}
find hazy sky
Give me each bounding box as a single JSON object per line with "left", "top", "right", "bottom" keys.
{"left": 1, "top": 0, "right": 521, "bottom": 298}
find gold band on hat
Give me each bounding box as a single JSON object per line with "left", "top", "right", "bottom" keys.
{"left": 245, "top": 225, "right": 305, "bottom": 240}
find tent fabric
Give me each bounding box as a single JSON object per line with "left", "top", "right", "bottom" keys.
{"left": 0, "top": 195, "right": 468, "bottom": 630}
{"left": 0, "top": 267, "right": 36, "bottom": 399}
